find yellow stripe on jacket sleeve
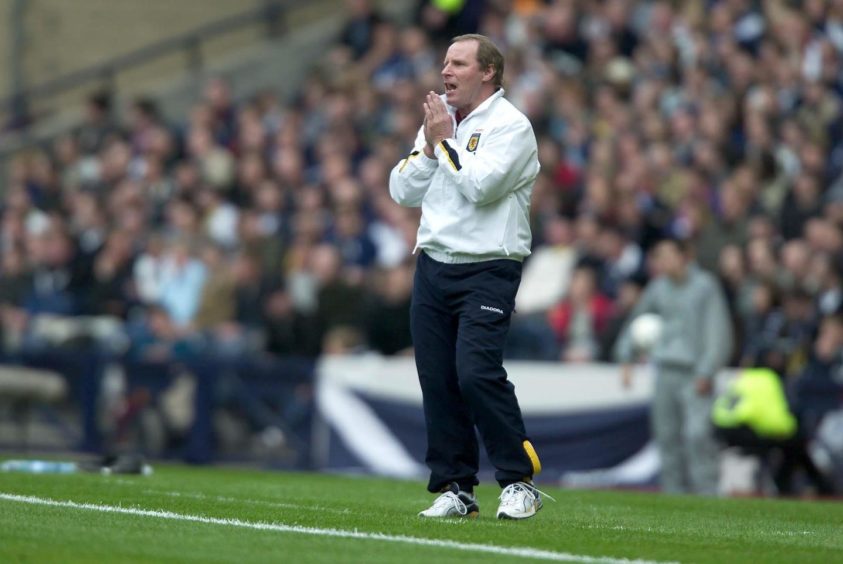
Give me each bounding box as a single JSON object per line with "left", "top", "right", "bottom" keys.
{"left": 398, "top": 151, "right": 420, "bottom": 173}
{"left": 438, "top": 140, "right": 462, "bottom": 172}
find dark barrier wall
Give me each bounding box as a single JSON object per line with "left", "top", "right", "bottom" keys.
{"left": 1, "top": 350, "right": 315, "bottom": 466}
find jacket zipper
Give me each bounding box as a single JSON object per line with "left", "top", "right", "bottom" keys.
{"left": 500, "top": 194, "right": 515, "bottom": 255}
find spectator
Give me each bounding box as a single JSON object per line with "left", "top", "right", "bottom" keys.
{"left": 599, "top": 274, "right": 644, "bottom": 362}
{"left": 193, "top": 243, "right": 236, "bottom": 332}
{"left": 717, "top": 244, "right": 750, "bottom": 357}
{"left": 127, "top": 97, "right": 164, "bottom": 156}
{"left": 0, "top": 244, "right": 32, "bottom": 353}
{"left": 24, "top": 225, "right": 90, "bottom": 316}
{"left": 776, "top": 288, "right": 819, "bottom": 378}
{"left": 202, "top": 77, "right": 237, "bottom": 147}
{"left": 365, "top": 263, "right": 413, "bottom": 356}
{"left": 76, "top": 91, "right": 117, "bottom": 156}
{"left": 239, "top": 208, "right": 286, "bottom": 279}
{"left": 330, "top": 206, "right": 377, "bottom": 270}
{"left": 339, "top": 0, "right": 383, "bottom": 60}
{"left": 506, "top": 216, "right": 577, "bottom": 360}
{"left": 740, "top": 281, "right": 781, "bottom": 368}
{"left": 187, "top": 127, "right": 235, "bottom": 191}
{"left": 67, "top": 190, "right": 108, "bottom": 257}
{"left": 595, "top": 225, "right": 644, "bottom": 299}
{"left": 548, "top": 264, "right": 614, "bottom": 362}
{"left": 194, "top": 249, "right": 268, "bottom": 357}
{"left": 0, "top": 245, "right": 31, "bottom": 308}
{"left": 778, "top": 239, "right": 812, "bottom": 292}
{"left": 418, "top": 0, "right": 484, "bottom": 42}
{"left": 780, "top": 175, "right": 824, "bottom": 241}
{"left": 790, "top": 314, "right": 843, "bottom": 433}
{"left": 197, "top": 186, "right": 239, "bottom": 249}
{"left": 812, "top": 253, "right": 843, "bottom": 316}
{"left": 126, "top": 304, "right": 203, "bottom": 363}
{"left": 231, "top": 252, "right": 271, "bottom": 332}
{"left": 158, "top": 239, "right": 207, "bottom": 328}
{"left": 695, "top": 181, "right": 751, "bottom": 273}
{"left": 515, "top": 215, "right": 577, "bottom": 315}
{"left": 133, "top": 234, "right": 168, "bottom": 306}
{"left": 263, "top": 286, "right": 319, "bottom": 358}
{"left": 88, "top": 229, "right": 135, "bottom": 317}
{"left": 310, "top": 244, "right": 366, "bottom": 353}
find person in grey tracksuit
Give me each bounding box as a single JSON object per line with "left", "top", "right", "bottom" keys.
{"left": 615, "top": 237, "right": 733, "bottom": 495}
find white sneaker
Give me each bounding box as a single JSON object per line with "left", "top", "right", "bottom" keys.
{"left": 496, "top": 482, "right": 551, "bottom": 520}
{"left": 418, "top": 484, "right": 479, "bottom": 519}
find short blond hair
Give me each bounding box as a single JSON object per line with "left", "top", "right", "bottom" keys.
{"left": 451, "top": 34, "right": 504, "bottom": 88}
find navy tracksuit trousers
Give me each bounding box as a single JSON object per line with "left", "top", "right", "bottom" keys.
{"left": 411, "top": 251, "right": 536, "bottom": 493}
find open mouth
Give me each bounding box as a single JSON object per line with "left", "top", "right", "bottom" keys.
{"left": 444, "top": 82, "right": 457, "bottom": 93}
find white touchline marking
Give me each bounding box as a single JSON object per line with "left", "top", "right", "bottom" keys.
{"left": 0, "top": 493, "right": 676, "bottom": 564}
{"left": 142, "top": 488, "right": 352, "bottom": 515}
{"left": 107, "top": 477, "right": 351, "bottom": 514}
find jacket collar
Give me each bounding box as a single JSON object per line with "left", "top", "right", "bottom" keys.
{"left": 444, "top": 88, "right": 505, "bottom": 120}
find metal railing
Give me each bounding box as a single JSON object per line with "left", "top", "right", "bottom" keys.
{"left": 0, "top": 0, "right": 298, "bottom": 158}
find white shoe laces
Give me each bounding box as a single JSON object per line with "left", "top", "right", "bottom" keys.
{"left": 499, "top": 482, "right": 556, "bottom": 507}
{"left": 430, "top": 491, "right": 468, "bottom": 516}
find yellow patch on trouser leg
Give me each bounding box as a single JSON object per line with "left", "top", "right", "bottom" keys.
{"left": 523, "top": 440, "right": 541, "bottom": 476}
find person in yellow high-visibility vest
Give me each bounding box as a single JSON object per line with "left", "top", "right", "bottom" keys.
{"left": 712, "top": 364, "right": 834, "bottom": 495}
{"left": 712, "top": 367, "right": 797, "bottom": 441}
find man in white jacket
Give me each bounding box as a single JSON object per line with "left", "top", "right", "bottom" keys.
{"left": 389, "top": 34, "right": 543, "bottom": 520}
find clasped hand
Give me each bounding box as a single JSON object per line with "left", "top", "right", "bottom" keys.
{"left": 423, "top": 92, "right": 453, "bottom": 158}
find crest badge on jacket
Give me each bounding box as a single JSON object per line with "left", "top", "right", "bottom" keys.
{"left": 466, "top": 131, "right": 481, "bottom": 152}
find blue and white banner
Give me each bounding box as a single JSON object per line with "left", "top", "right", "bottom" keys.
{"left": 314, "top": 356, "right": 662, "bottom": 486}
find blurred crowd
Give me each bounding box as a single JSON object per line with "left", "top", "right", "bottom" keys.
{"left": 0, "top": 0, "right": 841, "bottom": 390}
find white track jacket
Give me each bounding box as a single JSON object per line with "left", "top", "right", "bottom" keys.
{"left": 389, "top": 89, "right": 540, "bottom": 263}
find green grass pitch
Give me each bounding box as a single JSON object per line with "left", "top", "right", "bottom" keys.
{"left": 1, "top": 461, "right": 841, "bottom": 563}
